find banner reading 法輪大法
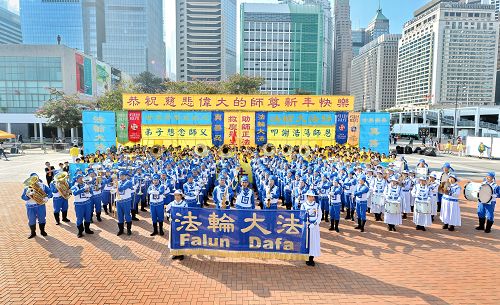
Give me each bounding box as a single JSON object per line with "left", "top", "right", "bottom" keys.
{"left": 170, "top": 207, "right": 309, "bottom": 260}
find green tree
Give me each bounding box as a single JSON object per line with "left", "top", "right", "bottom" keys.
{"left": 222, "top": 74, "right": 264, "bottom": 94}
{"left": 134, "top": 71, "right": 167, "bottom": 93}
{"left": 35, "top": 88, "right": 94, "bottom": 130}
{"left": 97, "top": 82, "right": 136, "bottom": 111}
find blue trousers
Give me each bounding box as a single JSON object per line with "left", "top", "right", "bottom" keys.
{"left": 356, "top": 201, "right": 368, "bottom": 221}
{"left": 101, "top": 191, "right": 111, "bottom": 205}
{"left": 53, "top": 197, "right": 68, "bottom": 213}
{"left": 344, "top": 193, "right": 355, "bottom": 209}
{"left": 319, "top": 197, "right": 329, "bottom": 211}
{"left": 284, "top": 191, "right": 292, "bottom": 206}
{"left": 150, "top": 203, "right": 165, "bottom": 223}
{"left": 117, "top": 199, "right": 132, "bottom": 224}
{"left": 92, "top": 194, "right": 102, "bottom": 213}
{"left": 329, "top": 203, "right": 341, "bottom": 220}
{"left": 75, "top": 202, "right": 90, "bottom": 226}
{"left": 26, "top": 204, "right": 46, "bottom": 226}
{"left": 478, "top": 202, "right": 496, "bottom": 221}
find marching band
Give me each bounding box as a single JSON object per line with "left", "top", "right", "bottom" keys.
{"left": 20, "top": 144, "right": 500, "bottom": 266}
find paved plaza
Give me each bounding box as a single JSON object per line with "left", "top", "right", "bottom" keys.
{"left": 0, "top": 151, "right": 499, "bottom": 304}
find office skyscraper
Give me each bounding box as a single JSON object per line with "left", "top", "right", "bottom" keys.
{"left": 102, "top": 0, "right": 166, "bottom": 77}
{"left": 0, "top": 6, "right": 21, "bottom": 44}
{"left": 396, "top": 0, "right": 499, "bottom": 107}
{"left": 241, "top": 2, "right": 325, "bottom": 94}
{"left": 176, "top": 0, "right": 237, "bottom": 82}
{"left": 333, "top": 0, "right": 352, "bottom": 94}
{"left": 366, "top": 8, "right": 389, "bottom": 41}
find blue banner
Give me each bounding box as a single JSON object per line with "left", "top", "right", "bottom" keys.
{"left": 82, "top": 111, "right": 116, "bottom": 155}
{"left": 335, "top": 112, "right": 348, "bottom": 144}
{"left": 359, "top": 112, "right": 390, "bottom": 154}
{"left": 142, "top": 111, "right": 211, "bottom": 125}
{"left": 267, "top": 112, "right": 335, "bottom": 126}
{"left": 255, "top": 112, "right": 267, "bottom": 146}
{"left": 68, "top": 163, "right": 90, "bottom": 182}
{"left": 211, "top": 111, "right": 224, "bottom": 147}
{"left": 170, "top": 207, "right": 309, "bottom": 260}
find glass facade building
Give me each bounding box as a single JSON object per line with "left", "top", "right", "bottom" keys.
{"left": 240, "top": 3, "right": 324, "bottom": 94}
{"left": 0, "top": 7, "right": 22, "bottom": 44}
{"left": 20, "top": 0, "right": 85, "bottom": 51}
{"left": 0, "top": 56, "right": 62, "bottom": 113}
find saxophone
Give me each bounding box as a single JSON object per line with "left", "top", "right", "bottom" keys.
{"left": 221, "top": 186, "right": 229, "bottom": 209}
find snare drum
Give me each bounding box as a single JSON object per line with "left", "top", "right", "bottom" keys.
{"left": 372, "top": 193, "right": 384, "bottom": 207}
{"left": 430, "top": 171, "right": 448, "bottom": 184}
{"left": 416, "top": 167, "right": 428, "bottom": 178}
{"left": 415, "top": 199, "right": 431, "bottom": 214}
{"left": 385, "top": 199, "right": 401, "bottom": 214}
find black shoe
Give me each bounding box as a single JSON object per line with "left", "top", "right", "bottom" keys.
{"left": 178, "top": 255, "right": 185, "bottom": 261}
{"left": 159, "top": 222, "right": 164, "bottom": 236}
{"left": 361, "top": 220, "right": 366, "bottom": 233}
{"left": 442, "top": 224, "right": 449, "bottom": 229}
{"left": 84, "top": 222, "right": 94, "bottom": 234}
{"left": 388, "top": 224, "right": 392, "bottom": 231}
{"left": 334, "top": 220, "right": 339, "bottom": 233}
{"left": 344, "top": 209, "right": 350, "bottom": 220}
{"left": 126, "top": 222, "right": 132, "bottom": 235}
{"left": 96, "top": 213, "right": 102, "bottom": 222}
{"left": 90, "top": 217, "right": 94, "bottom": 223}
{"left": 325, "top": 212, "right": 329, "bottom": 222}
{"left": 485, "top": 220, "right": 494, "bottom": 233}
{"left": 392, "top": 225, "right": 397, "bottom": 232}
{"left": 431, "top": 215, "right": 434, "bottom": 222}
{"left": 54, "top": 212, "right": 60, "bottom": 225}
{"left": 306, "top": 256, "right": 315, "bottom": 267}
{"left": 131, "top": 215, "right": 140, "bottom": 221}
{"left": 402, "top": 213, "right": 407, "bottom": 219}
{"left": 350, "top": 210, "right": 355, "bottom": 221}
{"left": 117, "top": 223, "right": 124, "bottom": 236}
{"left": 103, "top": 206, "right": 109, "bottom": 215}
{"left": 416, "top": 225, "right": 420, "bottom": 230}
{"left": 448, "top": 225, "right": 455, "bottom": 231}
{"left": 39, "top": 223, "right": 47, "bottom": 236}
{"left": 321, "top": 214, "right": 325, "bottom": 221}
{"left": 421, "top": 226, "right": 426, "bottom": 231}
{"left": 62, "top": 211, "right": 70, "bottom": 222}
{"left": 77, "top": 224, "right": 84, "bottom": 238}
{"left": 28, "top": 224, "right": 36, "bottom": 239}
{"left": 150, "top": 222, "right": 158, "bottom": 236}
{"left": 354, "top": 219, "right": 361, "bottom": 230}
{"left": 329, "top": 220, "right": 334, "bottom": 231}
{"left": 476, "top": 217, "right": 486, "bottom": 230}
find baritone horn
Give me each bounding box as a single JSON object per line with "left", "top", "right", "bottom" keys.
{"left": 54, "top": 172, "right": 72, "bottom": 199}
{"left": 220, "top": 144, "right": 233, "bottom": 159}
{"left": 195, "top": 143, "right": 209, "bottom": 157}
{"left": 262, "top": 143, "right": 276, "bottom": 156}
{"left": 151, "top": 145, "right": 162, "bottom": 157}
{"left": 299, "top": 145, "right": 311, "bottom": 159}
{"left": 23, "top": 176, "right": 48, "bottom": 205}
{"left": 282, "top": 144, "right": 292, "bottom": 156}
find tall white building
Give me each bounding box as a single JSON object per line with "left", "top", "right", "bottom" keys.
{"left": 396, "top": 0, "right": 499, "bottom": 108}
{"left": 366, "top": 8, "right": 390, "bottom": 41}
{"left": 351, "top": 34, "right": 401, "bottom": 111}
{"left": 176, "top": 0, "right": 237, "bottom": 82}
{"left": 333, "top": 0, "right": 352, "bottom": 94}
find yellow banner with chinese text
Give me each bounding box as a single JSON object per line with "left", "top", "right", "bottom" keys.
{"left": 122, "top": 94, "right": 354, "bottom": 112}
{"left": 140, "top": 125, "right": 212, "bottom": 147}
{"left": 267, "top": 126, "right": 336, "bottom": 147}
{"left": 223, "top": 112, "right": 255, "bottom": 146}
{"left": 347, "top": 112, "right": 360, "bottom": 147}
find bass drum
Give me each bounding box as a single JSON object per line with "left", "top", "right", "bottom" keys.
{"left": 464, "top": 182, "right": 493, "bottom": 203}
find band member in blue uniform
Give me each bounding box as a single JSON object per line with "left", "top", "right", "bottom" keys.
{"left": 183, "top": 174, "right": 199, "bottom": 208}
{"left": 115, "top": 171, "right": 134, "bottom": 236}
{"left": 440, "top": 173, "right": 461, "bottom": 231}
{"left": 301, "top": 190, "right": 321, "bottom": 266}
{"left": 343, "top": 170, "right": 356, "bottom": 221}
{"left": 89, "top": 169, "right": 104, "bottom": 222}
{"left": 101, "top": 169, "right": 113, "bottom": 215}
{"left": 353, "top": 175, "right": 369, "bottom": 232}
{"left": 318, "top": 174, "right": 331, "bottom": 222}
{"left": 22, "top": 173, "right": 52, "bottom": 239}
{"left": 235, "top": 176, "right": 255, "bottom": 209}
{"left": 71, "top": 174, "right": 93, "bottom": 238}
{"left": 49, "top": 175, "right": 70, "bottom": 225}
{"left": 283, "top": 171, "right": 294, "bottom": 210}
{"left": 263, "top": 175, "right": 280, "bottom": 209}
{"left": 212, "top": 176, "right": 232, "bottom": 209}
{"left": 476, "top": 172, "right": 498, "bottom": 233}
{"left": 328, "top": 178, "right": 343, "bottom": 232}
{"left": 148, "top": 174, "right": 165, "bottom": 236}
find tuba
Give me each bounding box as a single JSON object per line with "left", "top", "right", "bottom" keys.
{"left": 262, "top": 143, "right": 276, "bottom": 157}
{"left": 282, "top": 144, "right": 292, "bottom": 156}
{"left": 54, "top": 172, "right": 72, "bottom": 199}
{"left": 195, "top": 143, "right": 209, "bottom": 158}
{"left": 23, "top": 176, "right": 48, "bottom": 205}
{"left": 299, "top": 145, "right": 311, "bottom": 159}
{"left": 151, "top": 145, "right": 162, "bottom": 158}
{"left": 220, "top": 144, "right": 233, "bottom": 159}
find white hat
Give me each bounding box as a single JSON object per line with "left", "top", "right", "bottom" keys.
{"left": 174, "top": 189, "right": 183, "bottom": 195}
{"left": 305, "top": 190, "right": 317, "bottom": 197}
